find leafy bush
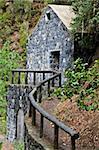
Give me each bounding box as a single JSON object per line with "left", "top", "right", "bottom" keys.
{"left": 54, "top": 58, "right": 99, "bottom": 110}
{"left": 69, "top": 0, "right": 99, "bottom": 33}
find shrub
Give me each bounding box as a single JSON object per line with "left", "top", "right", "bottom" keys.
{"left": 54, "top": 58, "right": 99, "bottom": 110}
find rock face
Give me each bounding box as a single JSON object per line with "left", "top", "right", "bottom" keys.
{"left": 27, "top": 6, "right": 74, "bottom": 83}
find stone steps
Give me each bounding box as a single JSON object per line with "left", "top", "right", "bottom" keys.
{"left": 25, "top": 117, "right": 54, "bottom": 150}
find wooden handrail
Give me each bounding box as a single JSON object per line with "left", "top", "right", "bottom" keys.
{"left": 12, "top": 69, "right": 56, "bottom": 73}
{"left": 11, "top": 69, "right": 58, "bottom": 85}
{"left": 11, "top": 69, "right": 79, "bottom": 149}
{"left": 29, "top": 88, "right": 79, "bottom": 138}
{"left": 28, "top": 72, "right": 79, "bottom": 149}
{"left": 37, "top": 73, "right": 61, "bottom": 86}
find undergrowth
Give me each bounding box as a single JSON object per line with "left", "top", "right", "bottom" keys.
{"left": 0, "top": 0, "right": 43, "bottom": 45}
{"left": 54, "top": 58, "right": 99, "bottom": 111}
{"left": 0, "top": 0, "right": 44, "bottom": 134}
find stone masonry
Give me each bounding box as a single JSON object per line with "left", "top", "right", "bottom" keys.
{"left": 27, "top": 6, "right": 74, "bottom": 83}
{"left": 7, "top": 85, "right": 32, "bottom": 141}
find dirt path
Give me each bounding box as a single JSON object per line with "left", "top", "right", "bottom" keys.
{"left": 35, "top": 98, "right": 71, "bottom": 150}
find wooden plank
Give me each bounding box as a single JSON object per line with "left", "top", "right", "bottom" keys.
{"left": 48, "top": 80, "right": 50, "bottom": 97}
{"left": 12, "top": 69, "right": 54, "bottom": 73}
{"left": 11, "top": 71, "right": 14, "bottom": 84}
{"left": 59, "top": 73, "right": 61, "bottom": 87}
{"left": 71, "top": 136, "right": 76, "bottom": 150}
{"left": 25, "top": 72, "right": 28, "bottom": 84}
{"left": 29, "top": 101, "right": 32, "bottom": 117}
{"left": 43, "top": 73, "right": 45, "bottom": 80}
{"left": 32, "top": 106, "right": 36, "bottom": 126}
{"left": 39, "top": 85, "right": 42, "bottom": 103}
{"left": 18, "top": 72, "right": 21, "bottom": 84}
{"left": 34, "top": 90, "right": 37, "bottom": 102}
{"left": 40, "top": 114, "right": 44, "bottom": 138}
{"left": 54, "top": 124, "right": 59, "bottom": 149}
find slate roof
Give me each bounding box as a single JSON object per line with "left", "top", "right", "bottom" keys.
{"left": 48, "top": 5, "right": 75, "bottom": 30}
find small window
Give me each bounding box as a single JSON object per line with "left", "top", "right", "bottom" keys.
{"left": 46, "top": 12, "right": 50, "bottom": 20}
{"left": 45, "top": 12, "right": 51, "bottom": 22}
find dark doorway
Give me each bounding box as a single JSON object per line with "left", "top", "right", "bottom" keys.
{"left": 50, "top": 51, "right": 60, "bottom": 70}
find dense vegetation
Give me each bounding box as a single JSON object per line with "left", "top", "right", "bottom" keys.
{"left": 54, "top": 0, "right": 99, "bottom": 108}
{"left": 54, "top": 59, "right": 99, "bottom": 110}
{"left": 0, "top": 0, "right": 44, "bottom": 46}
{"left": 70, "top": 0, "right": 99, "bottom": 62}
{"left": 0, "top": 41, "right": 22, "bottom": 133}
{"left": 0, "top": 0, "right": 99, "bottom": 136}
{"left": 69, "top": 0, "right": 99, "bottom": 33}
{"left": 0, "top": 0, "right": 45, "bottom": 134}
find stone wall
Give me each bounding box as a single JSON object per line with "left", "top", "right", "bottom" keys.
{"left": 7, "top": 85, "right": 51, "bottom": 149}
{"left": 27, "top": 6, "right": 74, "bottom": 83}
{"left": 7, "top": 85, "right": 32, "bottom": 141}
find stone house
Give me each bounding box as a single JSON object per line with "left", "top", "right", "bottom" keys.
{"left": 27, "top": 5, "right": 75, "bottom": 82}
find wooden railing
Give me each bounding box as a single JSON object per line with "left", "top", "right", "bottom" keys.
{"left": 11, "top": 69, "right": 79, "bottom": 150}
{"left": 11, "top": 69, "right": 57, "bottom": 85}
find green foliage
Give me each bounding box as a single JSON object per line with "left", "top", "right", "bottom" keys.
{"left": 70, "top": 0, "right": 99, "bottom": 33}
{"left": 0, "top": 41, "right": 22, "bottom": 133}
{"left": 0, "top": 0, "right": 43, "bottom": 134}
{"left": 14, "top": 140, "right": 24, "bottom": 150}
{"left": 0, "top": 0, "right": 5, "bottom": 9}
{"left": 13, "top": 0, "right": 33, "bottom": 22}
{"left": 0, "top": 0, "right": 39, "bottom": 43}
{"left": 69, "top": 0, "right": 99, "bottom": 51}
{"left": 54, "top": 59, "right": 99, "bottom": 110}
{"left": 0, "top": 12, "right": 13, "bottom": 41}
{"left": 54, "top": 58, "right": 87, "bottom": 98}
{"left": 0, "top": 41, "right": 21, "bottom": 80}
{"left": 0, "top": 143, "right": 2, "bottom": 150}
{"left": 19, "top": 22, "right": 28, "bottom": 48}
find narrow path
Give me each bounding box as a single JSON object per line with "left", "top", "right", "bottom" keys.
{"left": 32, "top": 99, "right": 71, "bottom": 150}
